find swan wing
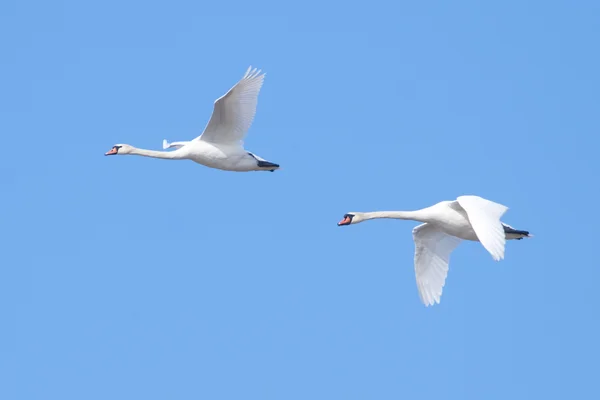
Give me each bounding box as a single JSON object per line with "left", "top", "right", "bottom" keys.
{"left": 162, "top": 140, "right": 189, "bottom": 149}
{"left": 412, "top": 223, "right": 462, "bottom": 307}
{"left": 456, "top": 195, "right": 508, "bottom": 261}
{"left": 195, "top": 66, "right": 265, "bottom": 146}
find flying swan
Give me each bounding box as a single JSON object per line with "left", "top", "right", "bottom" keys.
{"left": 337, "top": 195, "right": 531, "bottom": 306}
{"left": 105, "top": 67, "right": 279, "bottom": 172}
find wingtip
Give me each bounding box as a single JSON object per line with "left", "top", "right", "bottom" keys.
{"left": 244, "top": 65, "right": 265, "bottom": 80}
{"left": 162, "top": 139, "right": 169, "bottom": 149}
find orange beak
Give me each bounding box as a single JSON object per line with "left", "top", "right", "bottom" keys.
{"left": 105, "top": 147, "right": 118, "bottom": 156}
{"left": 338, "top": 216, "right": 352, "bottom": 226}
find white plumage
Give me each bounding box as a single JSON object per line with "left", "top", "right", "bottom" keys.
{"left": 338, "top": 195, "right": 531, "bottom": 306}
{"left": 105, "top": 67, "right": 279, "bottom": 172}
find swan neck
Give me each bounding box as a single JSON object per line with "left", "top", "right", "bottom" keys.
{"left": 362, "top": 210, "right": 429, "bottom": 223}
{"left": 130, "top": 147, "right": 181, "bottom": 159}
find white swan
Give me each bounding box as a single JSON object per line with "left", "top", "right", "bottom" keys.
{"left": 337, "top": 195, "right": 531, "bottom": 306}
{"left": 105, "top": 67, "right": 280, "bottom": 172}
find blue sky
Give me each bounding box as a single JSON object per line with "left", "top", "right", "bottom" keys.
{"left": 1, "top": 0, "right": 599, "bottom": 398}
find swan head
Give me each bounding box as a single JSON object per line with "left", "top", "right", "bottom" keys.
{"left": 337, "top": 212, "right": 365, "bottom": 226}
{"left": 105, "top": 144, "right": 134, "bottom": 156}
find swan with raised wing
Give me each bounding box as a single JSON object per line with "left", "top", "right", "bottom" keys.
{"left": 337, "top": 195, "right": 531, "bottom": 306}
{"left": 105, "top": 67, "right": 279, "bottom": 172}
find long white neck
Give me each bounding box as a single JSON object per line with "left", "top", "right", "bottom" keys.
{"left": 359, "top": 210, "right": 430, "bottom": 223}
{"left": 128, "top": 147, "right": 183, "bottom": 160}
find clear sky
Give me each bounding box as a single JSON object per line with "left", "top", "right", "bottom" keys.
{"left": 1, "top": 0, "right": 599, "bottom": 399}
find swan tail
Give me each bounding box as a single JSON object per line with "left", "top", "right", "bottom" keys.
{"left": 257, "top": 160, "right": 280, "bottom": 172}
{"left": 247, "top": 152, "right": 280, "bottom": 172}
{"left": 502, "top": 223, "right": 532, "bottom": 240}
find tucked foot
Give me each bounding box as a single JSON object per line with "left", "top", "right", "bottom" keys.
{"left": 502, "top": 224, "right": 531, "bottom": 240}
{"left": 257, "top": 160, "right": 280, "bottom": 169}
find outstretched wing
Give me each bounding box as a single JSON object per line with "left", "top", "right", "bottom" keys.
{"left": 195, "top": 66, "right": 266, "bottom": 146}
{"left": 456, "top": 195, "right": 508, "bottom": 261}
{"left": 412, "top": 223, "right": 462, "bottom": 307}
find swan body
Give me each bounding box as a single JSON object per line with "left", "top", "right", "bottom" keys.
{"left": 337, "top": 195, "right": 531, "bottom": 306}
{"left": 105, "top": 67, "right": 280, "bottom": 172}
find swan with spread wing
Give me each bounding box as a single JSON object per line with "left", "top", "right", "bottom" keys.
{"left": 338, "top": 195, "right": 532, "bottom": 306}
{"left": 105, "top": 67, "right": 279, "bottom": 172}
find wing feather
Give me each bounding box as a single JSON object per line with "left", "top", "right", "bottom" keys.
{"left": 196, "top": 66, "right": 266, "bottom": 146}
{"left": 456, "top": 195, "right": 508, "bottom": 261}
{"left": 412, "top": 223, "right": 462, "bottom": 306}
